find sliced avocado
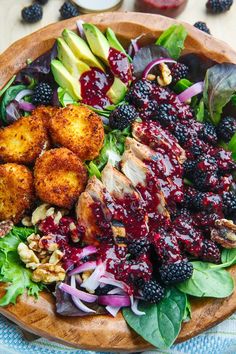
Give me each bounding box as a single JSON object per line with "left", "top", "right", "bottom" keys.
{"left": 57, "top": 38, "right": 90, "bottom": 79}
{"left": 106, "top": 28, "right": 132, "bottom": 62}
{"left": 62, "top": 29, "right": 104, "bottom": 71}
{"left": 83, "top": 23, "right": 110, "bottom": 65}
{"left": 107, "top": 77, "right": 127, "bottom": 105}
{"left": 51, "top": 59, "right": 82, "bottom": 100}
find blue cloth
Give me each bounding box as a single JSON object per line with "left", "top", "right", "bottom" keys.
{"left": 1, "top": 313, "right": 236, "bottom": 354}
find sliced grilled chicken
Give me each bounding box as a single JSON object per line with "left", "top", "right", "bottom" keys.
{"left": 132, "top": 121, "right": 186, "bottom": 164}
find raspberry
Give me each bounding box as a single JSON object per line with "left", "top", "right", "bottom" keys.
{"left": 170, "top": 63, "right": 189, "bottom": 84}
{"left": 128, "top": 238, "right": 150, "bottom": 257}
{"left": 159, "top": 261, "right": 193, "bottom": 285}
{"left": 155, "top": 103, "right": 177, "bottom": 127}
{"left": 141, "top": 280, "right": 165, "bottom": 303}
{"left": 222, "top": 191, "right": 236, "bottom": 215}
{"left": 109, "top": 104, "right": 138, "bottom": 130}
{"left": 21, "top": 3, "right": 43, "bottom": 23}
{"left": 200, "top": 239, "right": 221, "bottom": 263}
{"left": 59, "top": 1, "right": 79, "bottom": 20}
{"left": 32, "top": 82, "right": 53, "bottom": 105}
{"left": 194, "top": 22, "right": 211, "bottom": 34}
{"left": 126, "top": 79, "right": 153, "bottom": 107}
{"left": 206, "top": 0, "right": 233, "bottom": 13}
{"left": 199, "top": 122, "right": 218, "bottom": 145}
{"left": 217, "top": 116, "right": 236, "bottom": 142}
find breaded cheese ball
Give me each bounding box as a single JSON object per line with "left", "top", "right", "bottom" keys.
{"left": 49, "top": 105, "right": 104, "bottom": 161}
{"left": 0, "top": 115, "right": 50, "bottom": 164}
{"left": 0, "top": 163, "right": 34, "bottom": 223}
{"left": 34, "top": 148, "right": 87, "bottom": 209}
{"left": 31, "top": 105, "right": 59, "bottom": 130}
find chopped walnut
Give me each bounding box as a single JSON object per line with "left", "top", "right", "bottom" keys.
{"left": 0, "top": 220, "right": 14, "bottom": 238}
{"left": 49, "top": 250, "right": 64, "bottom": 265}
{"left": 32, "top": 263, "right": 65, "bottom": 283}
{"left": 146, "top": 74, "right": 156, "bottom": 81}
{"left": 21, "top": 216, "right": 33, "bottom": 227}
{"left": 27, "top": 234, "right": 41, "bottom": 252}
{"left": 157, "top": 63, "right": 172, "bottom": 86}
{"left": 211, "top": 219, "right": 236, "bottom": 248}
{"left": 31, "top": 204, "right": 50, "bottom": 225}
{"left": 38, "top": 235, "right": 58, "bottom": 252}
{"left": 17, "top": 243, "right": 40, "bottom": 269}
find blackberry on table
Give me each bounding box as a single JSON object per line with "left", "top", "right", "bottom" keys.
{"left": 155, "top": 103, "right": 177, "bottom": 127}
{"left": 159, "top": 261, "right": 193, "bottom": 285}
{"left": 21, "top": 3, "right": 43, "bottom": 23}
{"left": 200, "top": 239, "right": 221, "bottom": 263}
{"left": 217, "top": 116, "right": 236, "bottom": 142}
{"left": 170, "top": 63, "right": 189, "bottom": 85}
{"left": 126, "top": 79, "right": 153, "bottom": 108}
{"left": 194, "top": 22, "right": 211, "bottom": 34}
{"left": 222, "top": 191, "right": 236, "bottom": 215}
{"left": 60, "top": 1, "right": 79, "bottom": 20}
{"left": 142, "top": 280, "right": 165, "bottom": 303}
{"left": 36, "top": 0, "right": 48, "bottom": 4}
{"left": 206, "top": 0, "right": 233, "bottom": 13}
{"left": 128, "top": 238, "right": 150, "bottom": 257}
{"left": 199, "top": 122, "right": 217, "bottom": 145}
{"left": 109, "top": 104, "right": 138, "bottom": 130}
{"left": 32, "top": 82, "right": 53, "bottom": 106}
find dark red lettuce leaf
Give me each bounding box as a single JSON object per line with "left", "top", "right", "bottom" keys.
{"left": 5, "top": 100, "right": 22, "bottom": 124}
{"left": 180, "top": 53, "right": 216, "bottom": 82}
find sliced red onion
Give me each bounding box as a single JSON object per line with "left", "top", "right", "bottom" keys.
{"left": 127, "top": 35, "right": 143, "bottom": 56}
{"left": 18, "top": 101, "right": 35, "bottom": 112}
{"left": 81, "top": 260, "right": 106, "bottom": 292}
{"left": 142, "top": 58, "right": 176, "bottom": 79}
{"left": 68, "top": 261, "right": 97, "bottom": 276}
{"left": 59, "top": 282, "right": 97, "bottom": 303}
{"left": 78, "top": 246, "right": 97, "bottom": 260}
{"left": 108, "top": 287, "right": 126, "bottom": 295}
{"left": 15, "top": 89, "right": 33, "bottom": 102}
{"left": 100, "top": 273, "right": 130, "bottom": 293}
{"left": 76, "top": 20, "right": 86, "bottom": 40}
{"left": 177, "top": 82, "right": 204, "bottom": 103}
{"left": 130, "top": 295, "right": 145, "bottom": 316}
{"left": 98, "top": 295, "right": 131, "bottom": 307}
{"left": 70, "top": 276, "right": 96, "bottom": 313}
{"left": 106, "top": 305, "right": 121, "bottom": 317}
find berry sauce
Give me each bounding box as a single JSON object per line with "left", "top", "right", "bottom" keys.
{"left": 108, "top": 48, "right": 132, "bottom": 84}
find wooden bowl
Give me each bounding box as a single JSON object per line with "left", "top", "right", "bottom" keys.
{"left": 1, "top": 12, "right": 236, "bottom": 351}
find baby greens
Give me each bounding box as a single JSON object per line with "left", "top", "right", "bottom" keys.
{"left": 156, "top": 24, "right": 187, "bottom": 60}
{"left": 123, "top": 288, "right": 187, "bottom": 349}
{"left": 0, "top": 84, "right": 26, "bottom": 124}
{"left": 177, "top": 261, "right": 234, "bottom": 298}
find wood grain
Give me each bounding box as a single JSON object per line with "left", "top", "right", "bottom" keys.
{"left": 1, "top": 12, "right": 236, "bottom": 351}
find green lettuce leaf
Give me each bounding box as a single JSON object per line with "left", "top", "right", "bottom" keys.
{"left": 156, "top": 25, "right": 187, "bottom": 60}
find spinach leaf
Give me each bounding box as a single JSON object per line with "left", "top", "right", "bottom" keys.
{"left": 183, "top": 297, "right": 192, "bottom": 322}
{"left": 231, "top": 94, "right": 236, "bottom": 106}
{"left": 203, "top": 63, "right": 236, "bottom": 125}
{"left": 196, "top": 99, "right": 205, "bottom": 122}
{"left": 221, "top": 248, "right": 236, "bottom": 268}
{"left": 156, "top": 25, "right": 187, "bottom": 60}
{"left": 177, "top": 261, "right": 234, "bottom": 298}
{"left": 123, "top": 288, "right": 186, "bottom": 349}
{"left": 228, "top": 132, "right": 236, "bottom": 154}
{"left": 0, "top": 84, "right": 26, "bottom": 124}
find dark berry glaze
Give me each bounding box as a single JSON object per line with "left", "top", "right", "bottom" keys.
{"left": 108, "top": 48, "right": 132, "bottom": 84}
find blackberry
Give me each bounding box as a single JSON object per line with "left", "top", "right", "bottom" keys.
{"left": 126, "top": 79, "right": 153, "bottom": 107}
{"left": 171, "top": 208, "right": 191, "bottom": 220}
{"left": 193, "top": 169, "right": 218, "bottom": 191}
{"left": 60, "top": 1, "right": 79, "bottom": 20}
{"left": 183, "top": 160, "right": 196, "bottom": 177}
{"left": 128, "top": 238, "right": 150, "bottom": 257}
{"left": 109, "top": 104, "right": 138, "bottom": 130}
{"left": 155, "top": 103, "right": 177, "bottom": 127}
{"left": 217, "top": 116, "right": 236, "bottom": 142}
{"left": 141, "top": 280, "right": 165, "bottom": 303}
{"left": 170, "top": 63, "right": 189, "bottom": 85}
{"left": 159, "top": 261, "right": 193, "bottom": 285}
{"left": 206, "top": 0, "right": 233, "bottom": 13}
{"left": 194, "top": 22, "right": 211, "bottom": 34}
{"left": 21, "top": 3, "right": 43, "bottom": 23}
{"left": 192, "top": 192, "right": 205, "bottom": 210}
{"left": 174, "top": 124, "right": 189, "bottom": 145}
{"left": 189, "top": 141, "right": 204, "bottom": 157}
{"left": 95, "top": 285, "right": 114, "bottom": 295}
{"left": 200, "top": 239, "right": 221, "bottom": 263}
{"left": 222, "top": 191, "right": 236, "bottom": 215}
{"left": 199, "top": 122, "right": 217, "bottom": 145}
{"left": 32, "top": 82, "right": 53, "bottom": 106}
{"left": 139, "top": 100, "right": 159, "bottom": 119}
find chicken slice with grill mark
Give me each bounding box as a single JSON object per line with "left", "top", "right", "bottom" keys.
{"left": 101, "top": 163, "right": 149, "bottom": 239}
{"left": 121, "top": 149, "right": 170, "bottom": 229}
{"left": 132, "top": 121, "right": 186, "bottom": 164}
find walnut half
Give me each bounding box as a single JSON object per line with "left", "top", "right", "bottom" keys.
{"left": 32, "top": 263, "right": 65, "bottom": 283}
{"left": 0, "top": 220, "right": 14, "bottom": 238}
{"left": 211, "top": 219, "right": 236, "bottom": 248}
{"left": 17, "top": 242, "right": 40, "bottom": 270}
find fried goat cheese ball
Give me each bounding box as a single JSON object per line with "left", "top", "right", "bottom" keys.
{"left": 0, "top": 163, "right": 34, "bottom": 223}
{"left": 31, "top": 105, "right": 59, "bottom": 131}
{"left": 0, "top": 115, "right": 50, "bottom": 164}
{"left": 49, "top": 105, "right": 104, "bottom": 161}
{"left": 34, "top": 148, "right": 87, "bottom": 209}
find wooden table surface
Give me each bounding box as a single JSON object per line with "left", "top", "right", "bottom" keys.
{"left": 0, "top": 0, "right": 236, "bottom": 54}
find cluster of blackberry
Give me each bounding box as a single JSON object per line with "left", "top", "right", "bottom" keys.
{"left": 21, "top": 1, "right": 79, "bottom": 23}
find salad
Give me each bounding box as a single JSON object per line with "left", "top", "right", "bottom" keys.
{"left": 0, "top": 21, "right": 236, "bottom": 349}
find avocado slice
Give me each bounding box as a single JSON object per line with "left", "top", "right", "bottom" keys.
{"left": 107, "top": 77, "right": 127, "bottom": 104}
{"left": 57, "top": 38, "right": 90, "bottom": 79}
{"left": 51, "top": 59, "right": 82, "bottom": 100}
{"left": 83, "top": 23, "right": 110, "bottom": 65}
{"left": 62, "top": 29, "right": 104, "bottom": 71}
{"left": 106, "top": 28, "right": 132, "bottom": 62}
